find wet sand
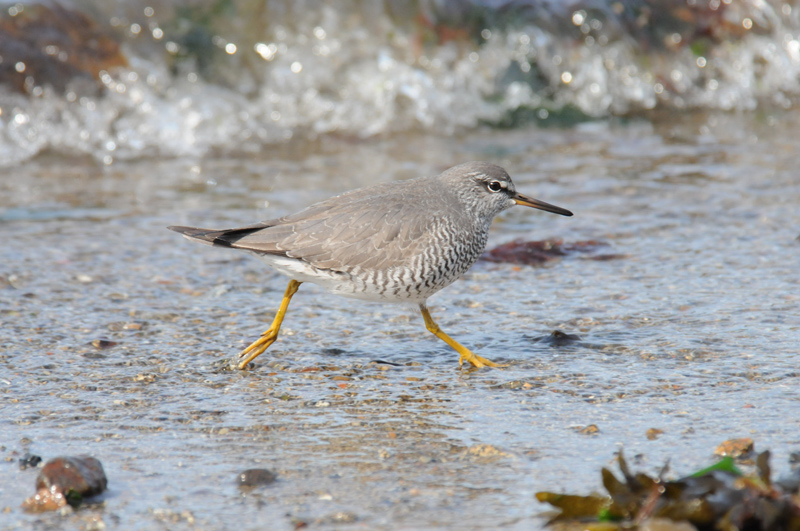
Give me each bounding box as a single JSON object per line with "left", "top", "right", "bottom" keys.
{"left": 2, "top": 114, "right": 799, "bottom": 530}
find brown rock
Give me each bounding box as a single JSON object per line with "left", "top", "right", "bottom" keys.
{"left": 92, "top": 339, "right": 118, "bottom": 349}
{"left": 466, "top": 444, "right": 510, "bottom": 460}
{"left": 37, "top": 456, "right": 107, "bottom": 495}
{"left": 714, "top": 438, "right": 754, "bottom": 458}
{"left": 22, "top": 456, "right": 107, "bottom": 511}
{"left": 0, "top": 3, "right": 127, "bottom": 94}
{"left": 646, "top": 428, "right": 664, "bottom": 440}
{"left": 21, "top": 486, "right": 67, "bottom": 512}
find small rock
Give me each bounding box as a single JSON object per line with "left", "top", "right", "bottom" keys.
{"left": 467, "top": 444, "right": 510, "bottom": 459}
{"left": 19, "top": 453, "right": 42, "bottom": 470}
{"left": 577, "top": 424, "right": 600, "bottom": 435}
{"left": 539, "top": 330, "right": 582, "bottom": 346}
{"left": 327, "top": 511, "right": 357, "bottom": 523}
{"left": 714, "top": 438, "right": 754, "bottom": 458}
{"left": 646, "top": 428, "right": 664, "bottom": 440}
{"left": 22, "top": 456, "right": 107, "bottom": 512}
{"left": 91, "top": 339, "right": 118, "bottom": 349}
{"left": 21, "top": 486, "right": 68, "bottom": 512}
{"left": 369, "top": 360, "right": 402, "bottom": 367}
{"left": 497, "top": 380, "right": 526, "bottom": 390}
{"left": 150, "top": 508, "right": 195, "bottom": 524}
{"left": 211, "top": 284, "right": 230, "bottom": 297}
{"left": 237, "top": 468, "right": 276, "bottom": 488}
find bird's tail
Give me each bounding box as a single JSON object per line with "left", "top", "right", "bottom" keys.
{"left": 167, "top": 224, "right": 268, "bottom": 247}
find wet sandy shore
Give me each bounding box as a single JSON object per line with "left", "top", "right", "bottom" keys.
{"left": 2, "top": 116, "right": 799, "bottom": 530}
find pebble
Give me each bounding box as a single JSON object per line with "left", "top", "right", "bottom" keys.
{"left": 92, "top": 339, "right": 118, "bottom": 349}
{"left": 714, "top": 438, "right": 754, "bottom": 458}
{"left": 646, "top": 428, "right": 664, "bottom": 440}
{"left": 237, "top": 468, "right": 276, "bottom": 488}
{"left": 466, "top": 444, "right": 510, "bottom": 459}
{"left": 19, "top": 453, "right": 42, "bottom": 470}
{"left": 541, "top": 329, "right": 582, "bottom": 346}
{"left": 327, "top": 511, "right": 357, "bottom": 523}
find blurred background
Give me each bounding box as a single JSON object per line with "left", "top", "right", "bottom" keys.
{"left": 1, "top": 0, "right": 799, "bottom": 165}
{"left": 2, "top": 1, "right": 799, "bottom": 530}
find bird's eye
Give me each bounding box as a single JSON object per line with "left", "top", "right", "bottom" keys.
{"left": 487, "top": 181, "right": 503, "bottom": 192}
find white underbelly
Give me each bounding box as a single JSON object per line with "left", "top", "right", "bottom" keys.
{"left": 253, "top": 253, "right": 430, "bottom": 303}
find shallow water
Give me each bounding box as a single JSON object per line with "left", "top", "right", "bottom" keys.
{"left": 1, "top": 109, "right": 799, "bottom": 529}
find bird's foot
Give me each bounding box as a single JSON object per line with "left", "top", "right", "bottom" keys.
{"left": 458, "top": 351, "right": 507, "bottom": 369}
{"left": 231, "top": 331, "right": 277, "bottom": 370}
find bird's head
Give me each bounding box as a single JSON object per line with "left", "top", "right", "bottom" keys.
{"left": 440, "top": 161, "right": 573, "bottom": 221}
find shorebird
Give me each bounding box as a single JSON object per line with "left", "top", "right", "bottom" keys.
{"left": 169, "top": 162, "right": 572, "bottom": 369}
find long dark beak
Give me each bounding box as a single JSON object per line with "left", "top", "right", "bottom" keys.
{"left": 513, "top": 192, "right": 573, "bottom": 217}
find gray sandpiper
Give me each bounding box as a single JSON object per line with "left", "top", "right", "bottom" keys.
{"left": 168, "top": 161, "right": 572, "bottom": 369}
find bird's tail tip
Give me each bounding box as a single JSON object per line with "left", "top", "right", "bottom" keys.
{"left": 167, "top": 225, "right": 219, "bottom": 246}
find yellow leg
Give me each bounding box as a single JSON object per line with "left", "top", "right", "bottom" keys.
{"left": 419, "top": 304, "right": 505, "bottom": 368}
{"left": 233, "top": 280, "right": 302, "bottom": 370}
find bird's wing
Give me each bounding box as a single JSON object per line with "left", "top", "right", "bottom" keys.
{"left": 222, "top": 182, "right": 450, "bottom": 272}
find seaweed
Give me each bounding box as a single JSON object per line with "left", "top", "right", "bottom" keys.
{"left": 536, "top": 450, "right": 800, "bottom": 531}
